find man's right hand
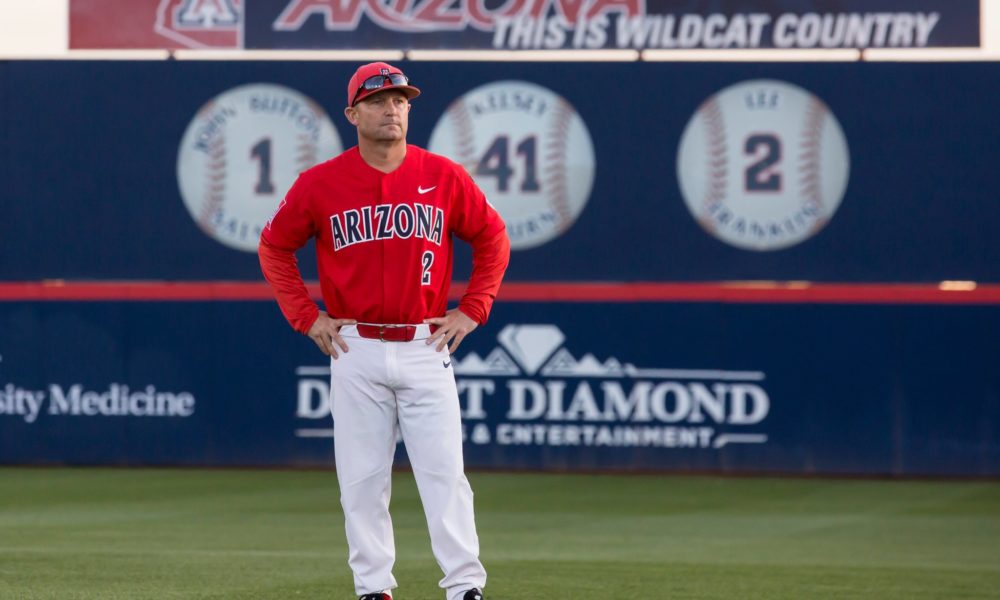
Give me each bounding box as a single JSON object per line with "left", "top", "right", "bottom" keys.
{"left": 307, "top": 314, "right": 357, "bottom": 358}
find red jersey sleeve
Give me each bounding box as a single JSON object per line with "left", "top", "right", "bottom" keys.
{"left": 259, "top": 175, "right": 320, "bottom": 334}
{"left": 449, "top": 167, "right": 511, "bottom": 325}
{"left": 261, "top": 175, "right": 316, "bottom": 251}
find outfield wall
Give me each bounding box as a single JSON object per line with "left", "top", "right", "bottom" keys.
{"left": 0, "top": 61, "right": 998, "bottom": 476}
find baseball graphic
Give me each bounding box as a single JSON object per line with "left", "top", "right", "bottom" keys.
{"left": 676, "top": 79, "right": 850, "bottom": 251}
{"left": 429, "top": 81, "right": 595, "bottom": 250}
{"left": 177, "top": 83, "right": 341, "bottom": 252}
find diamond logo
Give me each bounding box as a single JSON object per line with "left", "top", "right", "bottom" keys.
{"left": 497, "top": 325, "right": 564, "bottom": 375}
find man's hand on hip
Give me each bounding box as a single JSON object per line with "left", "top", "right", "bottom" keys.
{"left": 307, "top": 313, "right": 357, "bottom": 358}
{"left": 424, "top": 308, "right": 478, "bottom": 354}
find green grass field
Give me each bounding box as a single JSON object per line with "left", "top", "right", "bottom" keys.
{"left": 0, "top": 468, "right": 998, "bottom": 599}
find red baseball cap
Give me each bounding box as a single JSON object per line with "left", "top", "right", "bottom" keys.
{"left": 347, "top": 62, "right": 421, "bottom": 106}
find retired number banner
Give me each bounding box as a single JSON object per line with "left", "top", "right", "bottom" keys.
{"left": 70, "top": 0, "right": 981, "bottom": 50}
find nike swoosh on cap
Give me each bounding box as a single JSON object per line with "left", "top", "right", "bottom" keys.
{"left": 418, "top": 185, "right": 437, "bottom": 194}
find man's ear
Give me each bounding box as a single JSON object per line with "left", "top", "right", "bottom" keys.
{"left": 344, "top": 106, "right": 358, "bottom": 126}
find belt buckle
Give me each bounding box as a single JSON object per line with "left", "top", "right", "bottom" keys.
{"left": 378, "top": 324, "right": 406, "bottom": 342}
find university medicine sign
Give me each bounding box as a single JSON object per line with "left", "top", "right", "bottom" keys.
{"left": 0, "top": 383, "right": 196, "bottom": 423}
{"left": 294, "top": 324, "right": 772, "bottom": 467}
{"left": 70, "top": 0, "right": 981, "bottom": 50}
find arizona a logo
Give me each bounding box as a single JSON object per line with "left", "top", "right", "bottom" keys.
{"left": 155, "top": 0, "right": 242, "bottom": 48}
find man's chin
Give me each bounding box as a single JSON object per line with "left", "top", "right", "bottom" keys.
{"left": 375, "top": 131, "right": 404, "bottom": 142}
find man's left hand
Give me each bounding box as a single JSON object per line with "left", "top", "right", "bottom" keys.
{"left": 424, "top": 308, "right": 478, "bottom": 353}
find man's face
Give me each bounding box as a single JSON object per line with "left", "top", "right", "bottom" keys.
{"left": 347, "top": 89, "right": 410, "bottom": 143}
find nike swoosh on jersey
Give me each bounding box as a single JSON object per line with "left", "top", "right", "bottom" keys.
{"left": 443, "top": 360, "right": 452, "bottom": 368}
{"left": 418, "top": 185, "right": 437, "bottom": 194}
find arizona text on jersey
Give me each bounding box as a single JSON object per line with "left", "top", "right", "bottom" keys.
{"left": 259, "top": 144, "right": 509, "bottom": 332}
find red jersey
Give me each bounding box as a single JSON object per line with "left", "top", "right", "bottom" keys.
{"left": 259, "top": 145, "right": 510, "bottom": 333}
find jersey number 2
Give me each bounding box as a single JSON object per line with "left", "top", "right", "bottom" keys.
{"left": 421, "top": 251, "right": 434, "bottom": 286}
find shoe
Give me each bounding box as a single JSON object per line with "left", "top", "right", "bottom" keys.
{"left": 358, "top": 594, "right": 391, "bottom": 600}
{"left": 462, "top": 590, "right": 484, "bottom": 600}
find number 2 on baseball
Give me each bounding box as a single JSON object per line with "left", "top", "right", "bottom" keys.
{"left": 744, "top": 134, "right": 781, "bottom": 192}
{"left": 675, "top": 79, "right": 850, "bottom": 251}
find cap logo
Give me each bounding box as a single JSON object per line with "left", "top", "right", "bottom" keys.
{"left": 380, "top": 68, "right": 389, "bottom": 75}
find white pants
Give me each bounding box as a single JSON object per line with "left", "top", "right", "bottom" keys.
{"left": 331, "top": 325, "right": 486, "bottom": 600}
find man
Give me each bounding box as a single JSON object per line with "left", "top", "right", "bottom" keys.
{"left": 258, "top": 62, "right": 509, "bottom": 600}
